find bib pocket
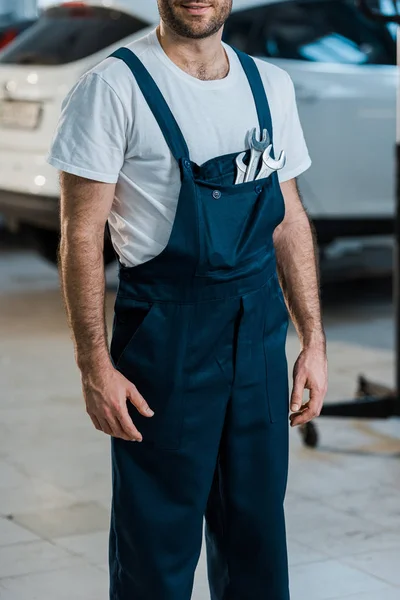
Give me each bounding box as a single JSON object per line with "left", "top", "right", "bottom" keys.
{"left": 195, "top": 182, "right": 274, "bottom": 277}
{"left": 110, "top": 298, "right": 191, "bottom": 450}
{"left": 263, "top": 275, "right": 290, "bottom": 423}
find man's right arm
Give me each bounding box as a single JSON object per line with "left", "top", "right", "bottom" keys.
{"left": 59, "top": 173, "right": 154, "bottom": 442}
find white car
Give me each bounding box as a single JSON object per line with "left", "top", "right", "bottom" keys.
{"left": 0, "top": 0, "right": 396, "bottom": 264}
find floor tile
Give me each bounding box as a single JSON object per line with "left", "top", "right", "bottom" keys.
{"left": 0, "top": 461, "right": 77, "bottom": 515}
{"left": 55, "top": 531, "right": 109, "bottom": 566}
{"left": 290, "top": 559, "right": 392, "bottom": 600}
{"left": 0, "top": 564, "right": 108, "bottom": 600}
{"left": 287, "top": 538, "right": 328, "bottom": 566}
{"left": 322, "top": 485, "right": 400, "bottom": 529}
{"left": 0, "top": 462, "right": 31, "bottom": 489}
{"left": 193, "top": 543, "right": 209, "bottom": 600}
{"left": 10, "top": 502, "right": 110, "bottom": 540}
{"left": 342, "top": 548, "right": 400, "bottom": 587}
{"left": 0, "top": 480, "right": 77, "bottom": 516}
{"left": 0, "top": 517, "right": 39, "bottom": 546}
{"left": 290, "top": 522, "right": 400, "bottom": 560}
{"left": 0, "top": 540, "right": 80, "bottom": 578}
{"left": 330, "top": 587, "right": 400, "bottom": 600}
{"left": 285, "top": 495, "right": 400, "bottom": 559}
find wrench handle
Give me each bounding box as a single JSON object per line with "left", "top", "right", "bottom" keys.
{"left": 244, "top": 150, "right": 262, "bottom": 182}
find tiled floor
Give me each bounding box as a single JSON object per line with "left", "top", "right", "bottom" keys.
{"left": 0, "top": 252, "right": 399, "bottom": 600}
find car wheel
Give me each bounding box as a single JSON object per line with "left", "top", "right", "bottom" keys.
{"left": 27, "top": 226, "right": 116, "bottom": 267}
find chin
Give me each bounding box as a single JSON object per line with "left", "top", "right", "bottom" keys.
{"left": 178, "top": 19, "right": 220, "bottom": 39}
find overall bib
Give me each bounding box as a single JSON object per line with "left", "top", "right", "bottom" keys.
{"left": 109, "top": 47, "right": 291, "bottom": 600}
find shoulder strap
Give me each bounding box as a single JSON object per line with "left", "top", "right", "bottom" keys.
{"left": 232, "top": 48, "right": 273, "bottom": 142}
{"left": 110, "top": 47, "right": 190, "bottom": 163}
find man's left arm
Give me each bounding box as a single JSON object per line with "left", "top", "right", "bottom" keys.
{"left": 274, "top": 177, "right": 328, "bottom": 427}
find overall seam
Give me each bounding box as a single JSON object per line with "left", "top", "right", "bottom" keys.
{"left": 116, "top": 271, "right": 274, "bottom": 305}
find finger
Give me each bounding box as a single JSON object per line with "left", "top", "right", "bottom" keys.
{"left": 290, "top": 400, "right": 321, "bottom": 427}
{"left": 89, "top": 414, "right": 102, "bottom": 431}
{"left": 116, "top": 407, "right": 143, "bottom": 442}
{"left": 108, "top": 415, "right": 135, "bottom": 441}
{"left": 290, "top": 408, "right": 312, "bottom": 427}
{"left": 98, "top": 417, "right": 114, "bottom": 436}
{"left": 290, "top": 377, "right": 305, "bottom": 413}
{"left": 127, "top": 385, "right": 154, "bottom": 418}
{"left": 99, "top": 412, "right": 130, "bottom": 440}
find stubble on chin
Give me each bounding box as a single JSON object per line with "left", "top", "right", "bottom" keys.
{"left": 157, "top": 1, "right": 233, "bottom": 40}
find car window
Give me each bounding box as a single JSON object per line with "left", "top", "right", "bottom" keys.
{"left": 223, "top": 0, "right": 396, "bottom": 66}
{"left": 0, "top": 5, "right": 149, "bottom": 65}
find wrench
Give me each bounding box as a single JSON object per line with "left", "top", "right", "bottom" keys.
{"left": 256, "top": 148, "right": 286, "bottom": 181}
{"left": 244, "top": 128, "right": 271, "bottom": 183}
{"left": 235, "top": 152, "right": 247, "bottom": 184}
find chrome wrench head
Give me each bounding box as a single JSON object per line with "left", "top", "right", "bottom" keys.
{"left": 244, "top": 128, "right": 271, "bottom": 183}
{"left": 255, "top": 145, "right": 274, "bottom": 180}
{"left": 256, "top": 149, "right": 287, "bottom": 181}
{"left": 264, "top": 149, "right": 286, "bottom": 171}
{"left": 235, "top": 152, "right": 247, "bottom": 185}
{"left": 248, "top": 127, "right": 271, "bottom": 152}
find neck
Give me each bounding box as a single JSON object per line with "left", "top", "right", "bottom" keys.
{"left": 156, "top": 23, "right": 229, "bottom": 81}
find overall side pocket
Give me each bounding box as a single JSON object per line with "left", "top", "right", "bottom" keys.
{"left": 111, "top": 298, "right": 190, "bottom": 451}
{"left": 110, "top": 298, "right": 154, "bottom": 369}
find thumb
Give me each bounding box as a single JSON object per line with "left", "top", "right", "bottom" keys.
{"left": 127, "top": 384, "right": 155, "bottom": 418}
{"left": 290, "top": 376, "right": 305, "bottom": 412}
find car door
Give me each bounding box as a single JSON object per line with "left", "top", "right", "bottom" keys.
{"left": 224, "top": 0, "right": 396, "bottom": 233}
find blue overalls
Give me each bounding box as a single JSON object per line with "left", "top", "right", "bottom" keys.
{"left": 109, "top": 46, "right": 291, "bottom": 600}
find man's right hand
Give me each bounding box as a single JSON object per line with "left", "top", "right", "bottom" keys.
{"left": 81, "top": 365, "right": 154, "bottom": 442}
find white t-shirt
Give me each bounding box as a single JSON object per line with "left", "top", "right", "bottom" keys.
{"left": 48, "top": 29, "right": 311, "bottom": 268}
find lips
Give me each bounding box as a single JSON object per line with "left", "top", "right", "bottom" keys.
{"left": 181, "top": 3, "right": 212, "bottom": 15}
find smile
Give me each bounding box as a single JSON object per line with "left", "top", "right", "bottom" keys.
{"left": 181, "top": 3, "right": 212, "bottom": 15}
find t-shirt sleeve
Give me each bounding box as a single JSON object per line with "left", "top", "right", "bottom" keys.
{"left": 276, "top": 71, "right": 312, "bottom": 183}
{"left": 47, "top": 72, "right": 127, "bottom": 183}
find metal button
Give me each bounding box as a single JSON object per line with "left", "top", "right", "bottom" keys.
{"left": 183, "top": 159, "right": 191, "bottom": 169}
{"left": 212, "top": 190, "right": 222, "bottom": 199}
{"left": 255, "top": 185, "right": 263, "bottom": 195}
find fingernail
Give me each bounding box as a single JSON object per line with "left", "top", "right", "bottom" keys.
{"left": 292, "top": 404, "right": 300, "bottom": 412}
{"left": 146, "top": 408, "right": 155, "bottom": 416}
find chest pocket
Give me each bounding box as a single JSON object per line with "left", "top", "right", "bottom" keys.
{"left": 195, "top": 176, "right": 278, "bottom": 277}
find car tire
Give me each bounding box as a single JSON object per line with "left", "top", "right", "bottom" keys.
{"left": 27, "top": 226, "right": 116, "bottom": 267}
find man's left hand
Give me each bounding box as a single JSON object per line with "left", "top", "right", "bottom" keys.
{"left": 289, "top": 347, "right": 328, "bottom": 427}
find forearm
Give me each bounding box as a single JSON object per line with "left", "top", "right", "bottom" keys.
{"left": 59, "top": 223, "right": 110, "bottom": 373}
{"left": 274, "top": 183, "right": 325, "bottom": 351}
{"left": 59, "top": 173, "right": 116, "bottom": 374}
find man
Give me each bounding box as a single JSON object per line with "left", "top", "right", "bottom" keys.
{"left": 48, "top": 1, "right": 328, "bottom": 598}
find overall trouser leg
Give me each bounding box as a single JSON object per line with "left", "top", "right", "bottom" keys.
{"left": 205, "top": 413, "right": 290, "bottom": 600}
{"left": 206, "top": 283, "right": 290, "bottom": 600}
{"left": 110, "top": 297, "right": 240, "bottom": 600}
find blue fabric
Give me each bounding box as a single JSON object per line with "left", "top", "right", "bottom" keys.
{"left": 109, "top": 46, "right": 290, "bottom": 600}
{"left": 110, "top": 47, "right": 190, "bottom": 163}
{"left": 232, "top": 47, "right": 273, "bottom": 139}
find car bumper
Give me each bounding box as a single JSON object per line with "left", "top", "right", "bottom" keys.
{"left": 0, "top": 189, "right": 59, "bottom": 230}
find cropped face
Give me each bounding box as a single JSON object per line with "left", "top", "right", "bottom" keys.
{"left": 157, "top": 0, "right": 233, "bottom": 39}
